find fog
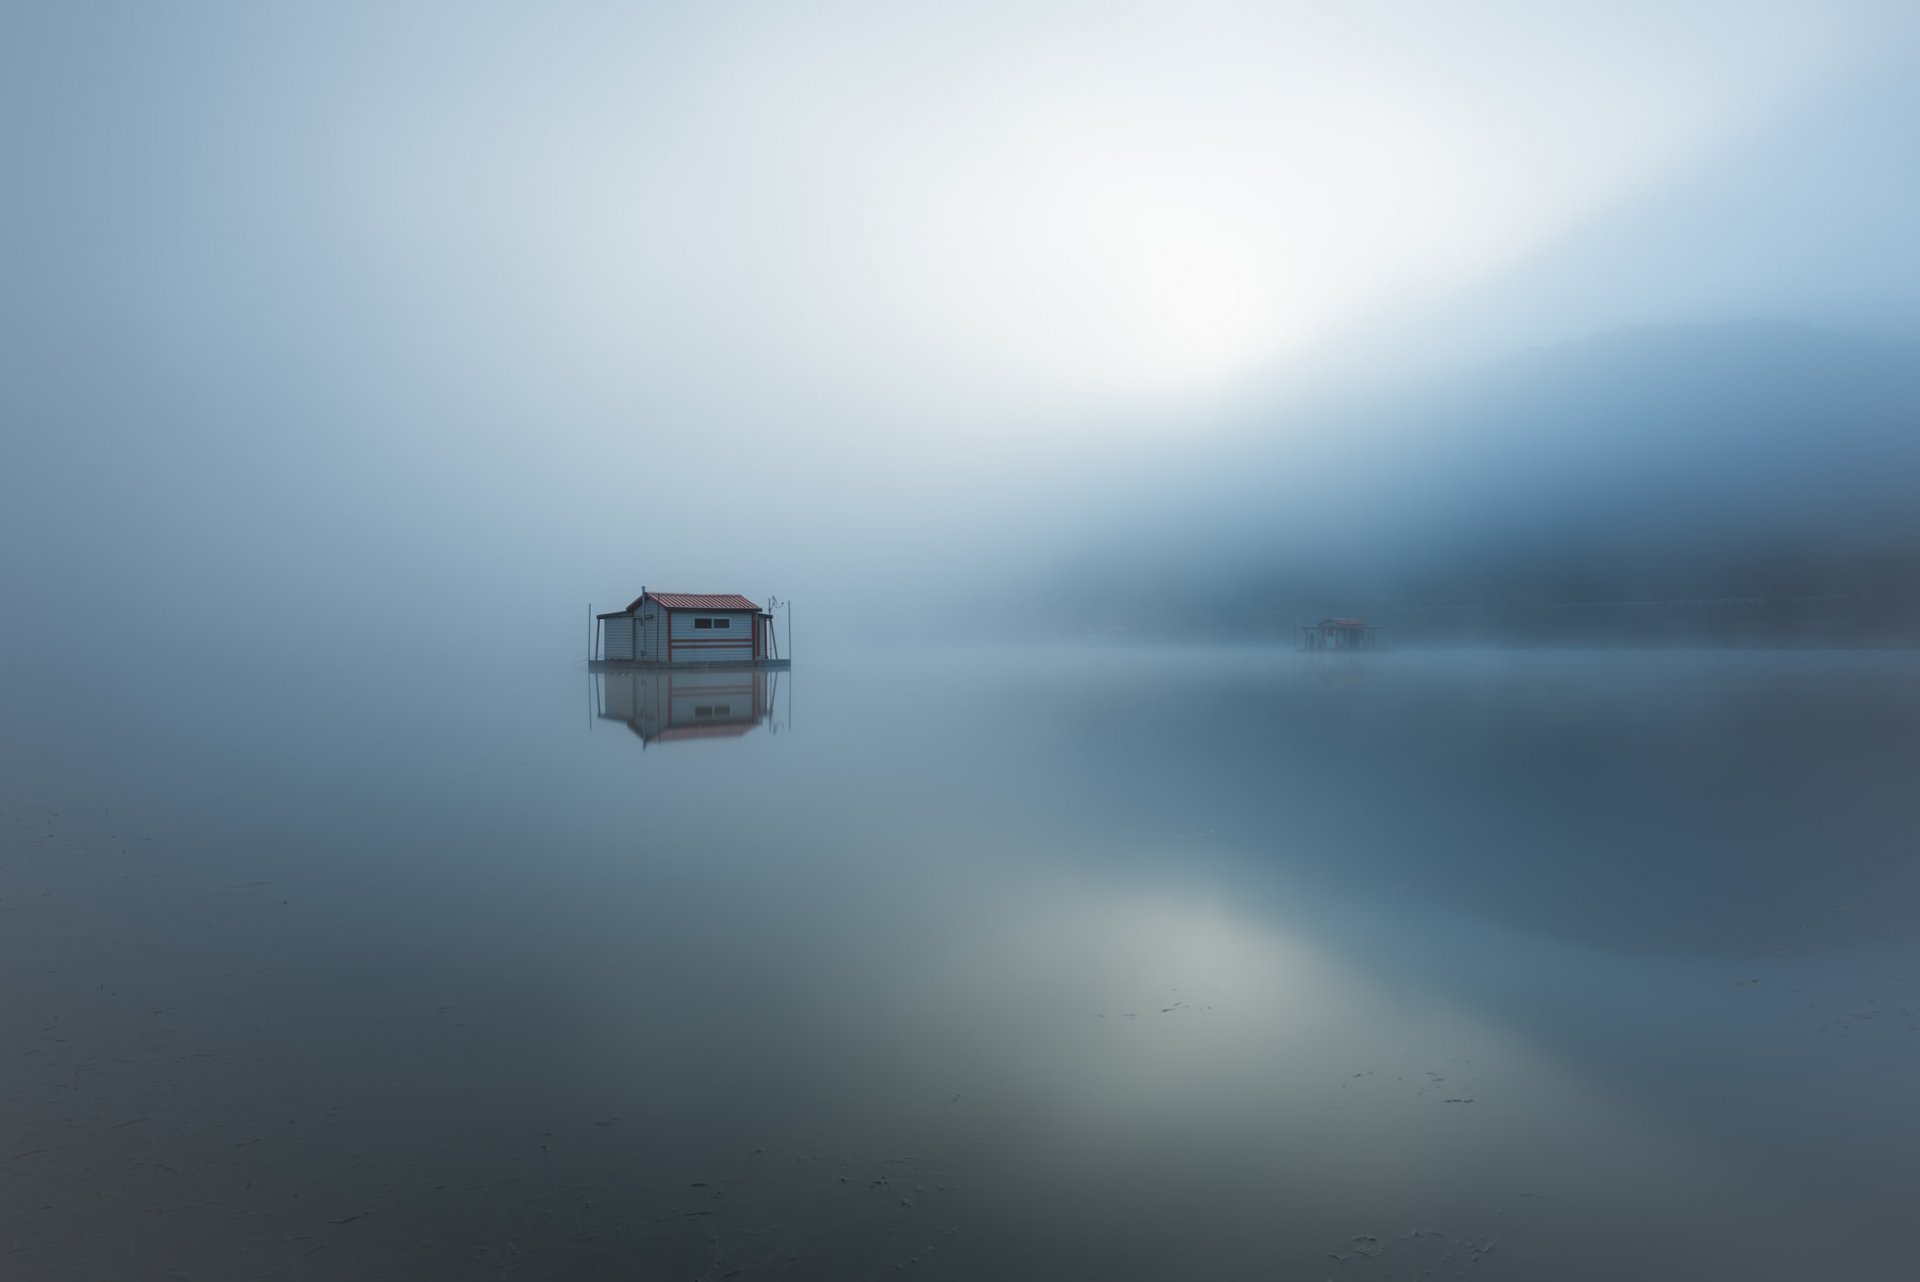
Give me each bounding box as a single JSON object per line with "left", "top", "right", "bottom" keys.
{"left": 6, "top": 1, "right": 1920, "bottom": 669}
{"left": 9, "top": 8, "right": 1920, "bottom": 1278}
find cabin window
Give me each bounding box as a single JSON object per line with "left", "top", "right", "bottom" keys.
{"left": 692, "top": 705, "right": 732, "bottom": 717}
{"left": 693, "top": 617, "right": 731, "bottom": 630}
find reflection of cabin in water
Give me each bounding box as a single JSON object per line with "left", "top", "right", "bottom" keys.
{"left": 594, "top": 590, "right": 784, "bottom": 667}
{"left": 1302, "top": 617, "right": 1384, "bottom": 651}
{"left": 596, "top": 668, "right": 779, "bottom": 746}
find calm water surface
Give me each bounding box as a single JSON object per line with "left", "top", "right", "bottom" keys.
{"left": 4, "top": 648, "right": 1918, "bottom": 1279}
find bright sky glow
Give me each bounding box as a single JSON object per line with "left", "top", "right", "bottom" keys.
{"left": 15, "top": 0, "right": 1911, "bottom": 436}
{"left": 542, "top": 0, "right": 1897, "bottom": 416}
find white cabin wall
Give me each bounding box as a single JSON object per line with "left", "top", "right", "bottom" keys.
{"left": 666, "top": 610, "right": 754, "bottom": 662}
{"left": 601, "top": 616, "right": 635, "bottom": 661}
{"left": 636, "top": 607, "right": 665, "bottom": 661}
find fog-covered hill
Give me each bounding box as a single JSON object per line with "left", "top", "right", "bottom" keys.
{"left": 1034, "top": 322, "right": 1920, "bottom": 643}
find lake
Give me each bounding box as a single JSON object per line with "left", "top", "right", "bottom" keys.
{"left": 4, "top": 647, "right": 1918, "bottom": 1279}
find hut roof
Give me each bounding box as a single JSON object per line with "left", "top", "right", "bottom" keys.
{"left": 627, "top": 592, "right": 764, "bottom": 613}
{"left": 1318, "top": 617, "right": 1369, "bottom": 628}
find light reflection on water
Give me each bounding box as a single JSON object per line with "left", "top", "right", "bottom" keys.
{"left": 594, "top": 668, "right": 788, "bottom": 745}
{"left": 2, "top": 648, "right": 1917, "bottom": 1278}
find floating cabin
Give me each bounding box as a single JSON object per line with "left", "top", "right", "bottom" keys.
{"left": 594, "top": 590, "right": 786, "bottom": 668}
{"left": 1302, "top": 617, "right": 1385, "bottom": 651}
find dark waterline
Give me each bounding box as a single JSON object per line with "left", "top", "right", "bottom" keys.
{"left": 4, "top": 648, "right": 1918, "bottom": 1279}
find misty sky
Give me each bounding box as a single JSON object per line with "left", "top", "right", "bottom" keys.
{"left": 4, "top": 1, "right": 1918, "bottom": 662}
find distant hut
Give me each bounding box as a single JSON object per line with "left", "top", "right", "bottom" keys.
{"left": 595, "top": 590, "right": 780, "bottom": 666}
{"left": 1302, "top": 617, "right": 1383, "bottom": 651}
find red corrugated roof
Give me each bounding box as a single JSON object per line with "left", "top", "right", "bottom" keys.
{"left": 625, "top": 592, "right": 764, "bottom": 613}
{"left": 1319, "top": 617, "right": 1369, "bottom": 628}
